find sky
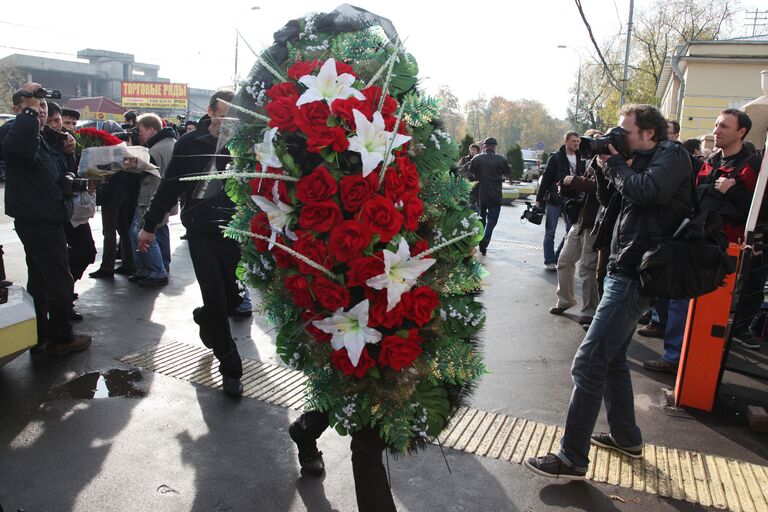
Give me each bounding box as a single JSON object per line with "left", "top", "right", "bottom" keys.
{"left": 0, "top": 0, "right": 763, "bottom": 119}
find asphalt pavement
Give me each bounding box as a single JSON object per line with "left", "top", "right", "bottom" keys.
{"left": 1, "top": 183, "right": 767, "bottom": 512}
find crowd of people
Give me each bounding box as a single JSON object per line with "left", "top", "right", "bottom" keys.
{"left": 461, "top": 103, "right": 764, "bottom": 481}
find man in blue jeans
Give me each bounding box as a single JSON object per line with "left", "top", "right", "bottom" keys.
{"left": 469, "top": 137, "right": 511, "bottom": 255}
{"left": 643, "top": 298, "right": 689, "bottom": 372}
{"left": 536, "top": 132, "right": 585, "bottom": 271}
{"left": 525, "top": 104, "right": 692, "bottom": 480}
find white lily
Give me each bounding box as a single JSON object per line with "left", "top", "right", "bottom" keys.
{"left": 347, "top": 109, "right": 411, "bottom": 177}
{"left": 296, "top": 58, "right": 365, "bottom": 108}
{"left": 312, "top": 300, "right": 382, "bottom": 367}
{"left": 366, "top": 238, "right": 436, "bottom": 311}
{"left": 254, "top": 127, "right": 282, "bottom": 169}
{"left": 251, "top": 181, "right": 296, "bottom": 249}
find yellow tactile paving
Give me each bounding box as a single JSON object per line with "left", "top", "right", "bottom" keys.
{"left": 120, "top": 341, "right": 768, "bottom": 511}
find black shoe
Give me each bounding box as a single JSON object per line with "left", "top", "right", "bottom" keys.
{"left": 590, "top": 433, "right": 643, "bottom": 458}
{"left": 29, "top": 337, "right": 50, "bottom": 354}
{"left": 69, "top": 309, "right": 84, "bottom": 321}
{"left": 180, "top": 233, "right": 189, "bottom": 240}
{"left": 89, "top": 269, "right": 114, "bottom": 279}
{"left": 128, "top": 274, "right": 148, "bottom": 283}
{"left": 222, "top": 376, "right": 243, "bottom": 398}
{"left": 524, "top": 453, "right": 585, "bottom": 480}
{"left": 72, "top": 292, "right": 79, "bottom": 300}
{"left": 643, "top": 358, "right": 678, "bottom": 373}
{"left": 479, "top": 246, "right": 487, "bottom": 256}
{"left": 289, "top": 423, "right": 325, "bottom": 476}
{"left": 114, "top": 266, "right": 135, "bottom": 275}
{"left": 733, "top": 332, "right": 761, "bottom": 350}
{"left": 638, "top": 311, "right": 652, "bottom": 325}
{"left": 138, "top": 276, "right": 168, "bottom": 287}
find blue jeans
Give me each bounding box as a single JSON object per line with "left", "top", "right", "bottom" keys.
{"left": 479, "top": 205, "right": 500, "bottom": 250}
{"left": 650, "top": 298, "right": 669, "bottom": 327}
{"left": 130, "top": 209, "right": 168, "bottom": 279}
{"left": 558, "top": 273, "right": 649, "bottom": 471}
{"left": 155, "top": 224, "right": 171, "bottom": 273}
{"left": 661, "top": 299, "right": 689, "bottom": 363}
{"left": 544, "top": 203, "right": 572, "bottom": 265}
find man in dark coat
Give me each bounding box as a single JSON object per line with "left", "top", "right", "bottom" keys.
{"left": 469, "top": 137, "right": 511, "bottom": 255}
{"left": 525, "top": 104, "right": 692, "bottom": 480}
{"left": 535, "top": 131, "right": 586, "bottom": 270}
{"left": 0, "top": 83, "right": 92, "bottom": 355}
{"left": 137, "top": 90, "right": 244, "bottom": 398}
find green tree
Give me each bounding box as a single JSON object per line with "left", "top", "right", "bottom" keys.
{"left": 459, "top": 133, "right": 474, "bottom": 157}
{"left": 0, "top": 64, "right": 25, "bottom": 114}
{"left": 436, "top": 85, "right": 466, "bottom": 144}
{"left": 506, "top": 144, "right": 524, "bottom": 181}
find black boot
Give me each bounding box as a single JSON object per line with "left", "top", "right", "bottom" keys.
{"left": 289, "top": 411, "right": 329, "bottom": 476}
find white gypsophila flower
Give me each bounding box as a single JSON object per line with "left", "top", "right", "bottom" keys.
{"left": 429, "top": 133, "right": 441, "bottom": 150}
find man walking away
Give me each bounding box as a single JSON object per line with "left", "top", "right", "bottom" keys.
{"left": 525, "top": 104, "right": 692, "bottom": 479}
{"left": 469, "top": 137, "right": 511, "bottom": 255}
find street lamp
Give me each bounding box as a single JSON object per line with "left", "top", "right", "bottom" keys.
{"left": 234, "top": 6, "right": 261, "bottom": 90}
{"left": 558, "top": 45, "right": 582, "bottom": 128}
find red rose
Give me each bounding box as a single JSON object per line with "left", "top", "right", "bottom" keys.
{"left": 328, "top": 220, "right": 372, "bottom": 263}
{"left": 293, "top": 236, "right": 332, "bottom": 276}
{"left": 311, "top": 276, "right": 350, "bottom": 311}
{"left": 401, "top": 193, "right": 424, "bottom": 231}
{"left": 383, "top": 167, "right": 406, "bottom": 201}
{"left": 296, "top": 165, "right": 338, "bottom": 203}
{"left": 250, "top": 174, "right": 292, "bottom": 204}
{"left": 273, "top": 239, "right": 294, "bottom": 269}
{"left": 396, "top": 156, "right": 419, "bottom": 191}
{"left": 331, "top": 97, "right": 372, "bottom": 128}
{"left": 366, "top": 289, "right": 405, "bottom": 329}
{"left": 250, "top": 212, "right": 271, "bottom": 252}
{"left": 301, "top": 311, "right": 331, "bottom": 343}
{"left": 285, "top": 274, "right": 315, "bottom": 309}
{"left": 378, "top": 332, "right": 423, "bottom": 371}
{"left": 306, "top": 126, "right": 349, "bottom": 154}
{"left": 362, "top": 86, "right": 398, "bottom": 116}
{"left": 287, "top": 59, "right": 319, "bottom": 80}
{"left": 339, "top": 172, "right": 378, "bottom": 212}
{"left": 402, "top": 286, "right": 439, "bottom": 326}
{"left": 346, "top": 255, "right": 384, "bottom": 287}
{"left": 299, "top": 200, "right": 342, "bottom": 233}
{"left": 334, "top": 60, "right": 358, "bottom": 78}
{"left": 265, "top": 96, "right": 300, "bottom": 132}
{"left": 266, "top": 82, "right": 299, "bottom": 101}
{"left": 332, "top": 347, "right": 376, "bottom": 378}
{"left": 410, "top": 239, "right": 429, "bottom": 257}
{"left": 360, "top": 195, "right": 402, "bottom": 243}
{"left": 296, "top": 101, "right": 331, "bottom": 137}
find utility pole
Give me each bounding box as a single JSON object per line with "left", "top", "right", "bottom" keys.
{"left": 620, "top": 0, "right": 634, "bottom": 107}
{"left": 234, "top": 32, "right": 239, "bottom": 91}
{"left": 745, "top": 9, "right": 768, "bottom": 37}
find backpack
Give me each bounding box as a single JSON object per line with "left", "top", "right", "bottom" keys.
{"left": 636, "top": 171, "right": 738, "bottom": 299}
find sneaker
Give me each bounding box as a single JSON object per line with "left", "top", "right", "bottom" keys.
{"left": 733, "top": 332, "right": 761, "bottom": 350}
{"left": 638, "top": 311, "right": 652, "bottom": 325}
{"left": 549, "top": 304, "right": 574, "bottom": 315}
{"left": 128, "top": 274, "right": 149, "bottom": 283}
{"left": 590, "top": 433, "right": 642, "bottom": 459}
{"left": 524, "top": 453, "right": 585, "bottom": 480}
{"left": 643, "top": 358, "right": 679, "bottom": 373}
{"left": 545, "top": 263, "right": 557, "bottom": 272}
{"left": 114, "top": 266, "right": 135, "bottom": 276}
{"left": 137, "top": 276, "right": 169, "bottom": 288}
{"left": 637, "top": 323, "right": 664, "bottom": 339}
{"left": 46, "top": 334, "right": 92, "bottom": 356}
{"left": 289, "top": 422, "right": 325, "bottom": 476}
{"left": 222, "top": 376, "right": 243, "bottom": 398}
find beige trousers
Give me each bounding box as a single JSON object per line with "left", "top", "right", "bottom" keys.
{"left": 554, "top": 224, "right": 599, "bottom": 317}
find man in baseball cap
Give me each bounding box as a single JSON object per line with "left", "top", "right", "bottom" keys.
{"left": 468, "top": 136, "right": 511, "bottom": 255}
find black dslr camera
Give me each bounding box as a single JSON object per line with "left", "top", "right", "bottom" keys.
{"left": 521, "top": 201, "right": 545, "bottom": 225}
{"left": 60, "top": 172, "right": 89, "bottom": 198}
{"left": 578, "top": 126, "right": 630, "bottom": 159}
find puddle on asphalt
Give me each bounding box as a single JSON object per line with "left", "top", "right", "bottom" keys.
{"left": 48, "top": 369, "right": 146, "bottom": 400}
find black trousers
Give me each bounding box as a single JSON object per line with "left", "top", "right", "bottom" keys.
{"left": 293, "top": 411, "right": 397, "bottom": 512}
{"left": 734, "top": 250, "right": 768, "bottom": 331}
{"left": 99, "top": 194, "right": 135, "bottom": 271}
{"left": 65, "top": 222, "right": 97, "bottom": 282}
{"left": 188, "top": 233, "right": 243, "bottom": 378}
{"left": 14, "top": 219, "right": 74, "bottom": 344}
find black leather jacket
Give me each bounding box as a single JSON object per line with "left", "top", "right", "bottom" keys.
{"left": 603, "top": 140, "right": 693, "bottom": 275}
{"left": 468, "top": 151, "right": 511, "bottom": 207}
{"left": 536, "top": 145, "right": 586, "bottom": 206}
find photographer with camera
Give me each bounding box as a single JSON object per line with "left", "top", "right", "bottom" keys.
{"left": 548, "top": 129, "right": 604, "bottom": 329}
{"left": 0, "top": 82, "right": 92, "bottom": 355}
{"left": 536, "top": 131, "right": 586, "bottom": 271}
{"left": 525, "top": 104, "right": 692, "bottom": 480}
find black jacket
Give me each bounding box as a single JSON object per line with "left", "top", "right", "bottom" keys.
{"left": 603, "top": 140, "right": 693, "bottom": 275}
{"left": 0, "top": 109, "right": 73, "bottom": 223}
{"left": 468, "top": 151, "right": 511, "bottom": 207}
{"left": 536, "top": 145, "right": 586, "bottom": 206}
{"left": 143, "top": 118, "right": 235, "bottom": 236}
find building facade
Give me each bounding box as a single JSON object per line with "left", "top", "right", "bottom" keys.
{"left": 656, "top": 35, "right": 768, "bottom": 141}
